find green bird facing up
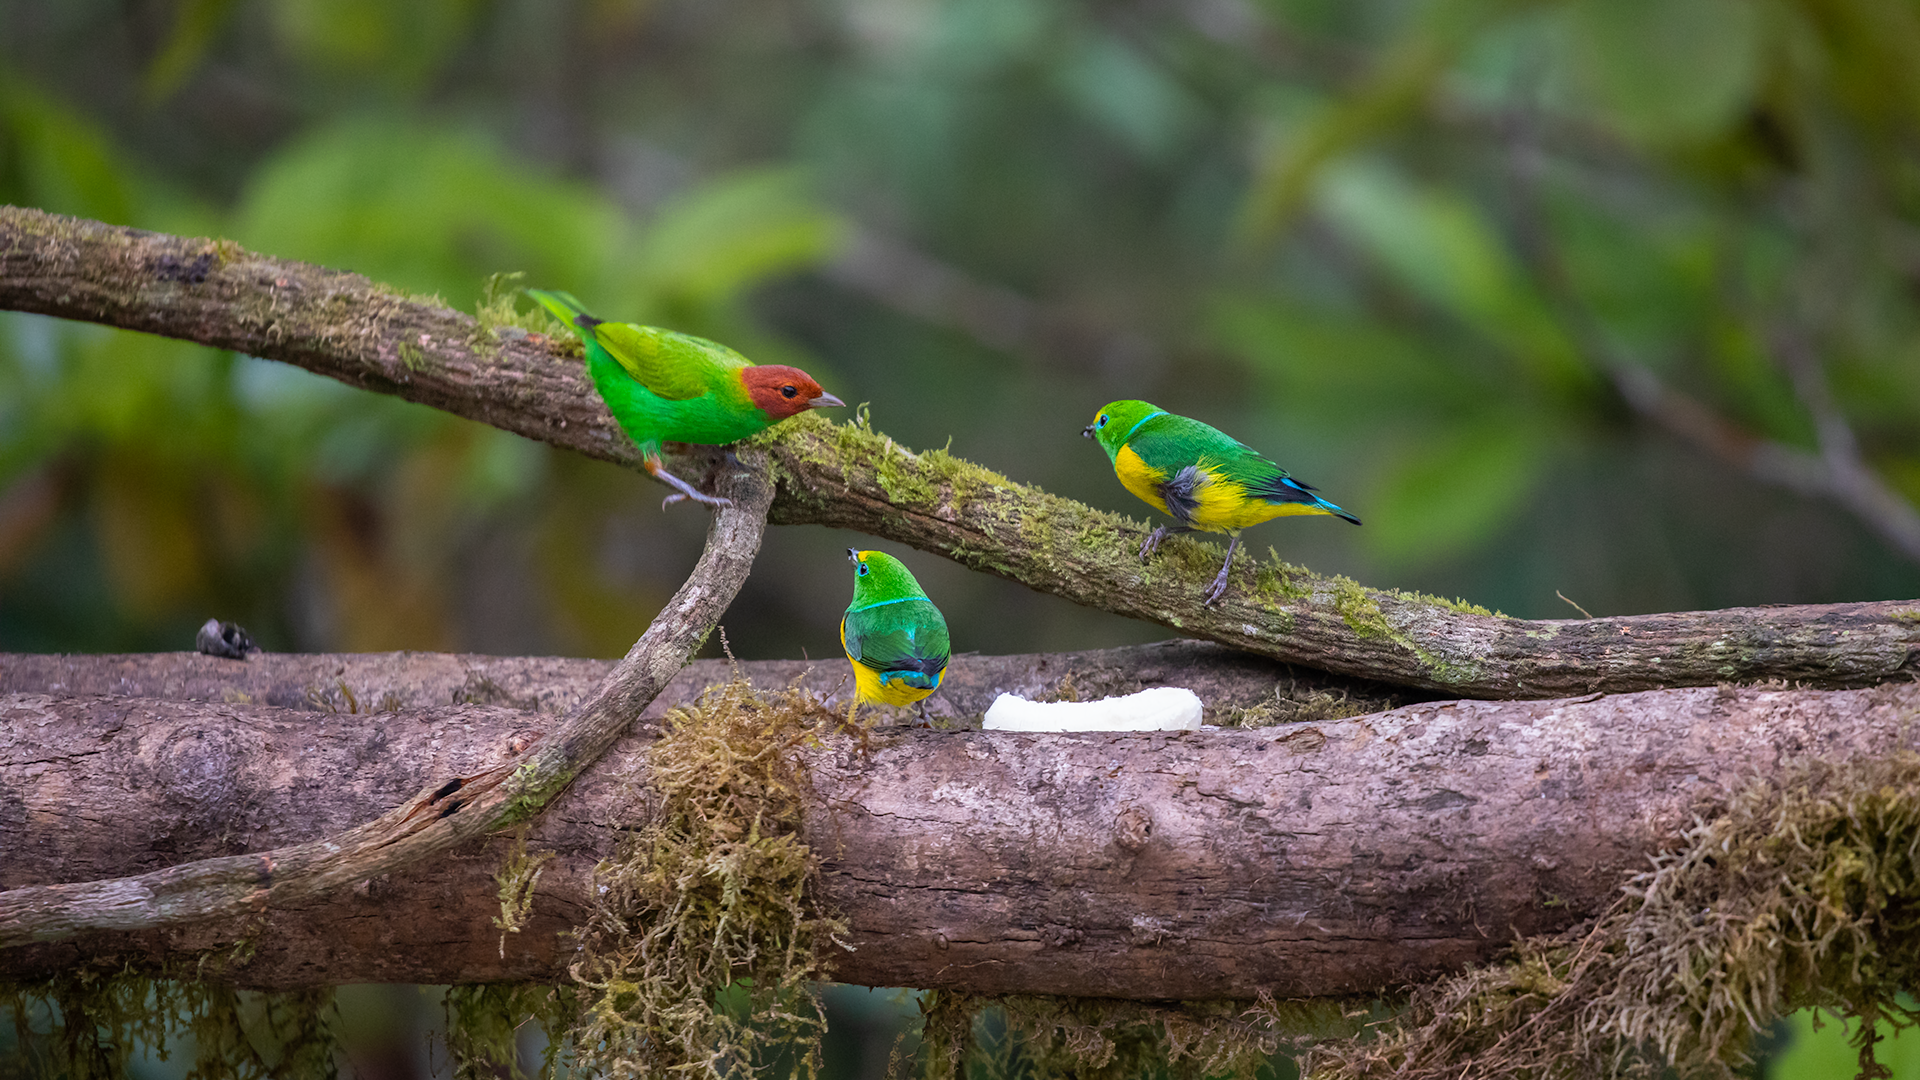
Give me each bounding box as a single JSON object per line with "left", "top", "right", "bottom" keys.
{"left": 841, "top": 549, "right": 950, "bottom": 723}
{"left": 1084, "top": 400, "right": 1360, "bottom": 606}
{"left": 528, "top": 289, "right": 844, "bottom": 508}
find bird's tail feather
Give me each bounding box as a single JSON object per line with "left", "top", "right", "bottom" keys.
{"left": 880, "top": 669, "right": 943, "bottom": 691}
{"left": 1255, "top": 473, "right": 1362, "bottom": 525}
{"left": 525, "top": 288, "right": 594, "bottom": 331}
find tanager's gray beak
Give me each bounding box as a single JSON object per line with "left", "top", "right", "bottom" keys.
{"left": 1081, "top": 424, "right": 1096, "bottom": 438}
{"left": 846, "top": 547, "right": 860, "bottom": 563}
{"left": 810, "top": 391, "right": 846, "bottom": 408}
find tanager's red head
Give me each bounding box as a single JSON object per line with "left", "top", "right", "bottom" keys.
{"left": 742, "top": 365, "right": 845, "bottom": 420}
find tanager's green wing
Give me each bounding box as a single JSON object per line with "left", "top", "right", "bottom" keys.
{"left": 844, "top": 599, "right": 950, "bottom": 685}
{"left": 1129, "top": 412, "right": 1360, "bottom": 524}
{"left": 592, "top": 322, "right": 722, "bottom": 403}
{"left": 1125, "top": 413, "right": 1250, "bottom": 475}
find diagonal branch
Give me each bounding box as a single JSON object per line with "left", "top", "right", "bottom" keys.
{"left": 4, "top": 206, "right": 1919, "bottom": 699}
{"left": 0, "top": 450, "right": 774, "bottom": 948}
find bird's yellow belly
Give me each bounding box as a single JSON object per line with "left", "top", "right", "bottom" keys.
{"left": 850, "top": 661, "right": 940, "bottom": 706}
{"left": 1121, "top": 449, "right": 1312, "bottom": 534}
{"left": 1186, "top": 472, "right": 1311, "bottom": 533}
{"left": 1114, "top": 446, "right": 1170, "bottom": 515}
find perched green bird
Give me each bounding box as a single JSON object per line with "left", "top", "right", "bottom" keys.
{"left": 528, "top": 289, "right": 844, "bottom": 508}
{"left": 1083, "top": 400, "right": 1360, "bottom": 605}
{"left": 840, "top": 549, "right": 951, "bottom": 721}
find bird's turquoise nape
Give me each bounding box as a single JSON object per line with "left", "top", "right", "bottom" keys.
{"left": 527, "top": 289, "right": 844, "bottom": 509}
{"left": 840, "top": 548, "right": 951, "bottom": 725}
{"left": 1084, "top": 399, "right": 1361, "bottom": 606}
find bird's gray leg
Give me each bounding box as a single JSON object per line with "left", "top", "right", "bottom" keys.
{"left": 1140, "top": 525, "right": 1194, "bottom": 559}
{"left": 1203, "top": 534, "right": 1242, "bottom": 606}
{"left": 647, "top": 458, "right": 732, "bottom": 510}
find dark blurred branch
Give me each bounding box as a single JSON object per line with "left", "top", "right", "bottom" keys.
{"left": 1500, "top": 122, "right": 1920, "bottom": 567}
{"left": 0, "top": 451, "right": 774, "bottom": 948}
{"left": 820, "top": 225, "right": 1163, "bottom": 379}
{"left": 4, "top": 206, "right": 1919, "bottom": 699}
{"left": 1771, "top": 328, "right": 1920, "bottom": 560}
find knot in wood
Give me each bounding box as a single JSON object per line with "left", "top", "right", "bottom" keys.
{"left": 1043, "top": 924, "right": 1084, "bottom": 949}
{"left": 1114, "top": 804, "right": 1154, "bottom": 853}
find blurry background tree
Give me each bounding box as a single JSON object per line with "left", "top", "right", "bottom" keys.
{"left": 4, "top": 0, "right": 1920, "bottom": 1075}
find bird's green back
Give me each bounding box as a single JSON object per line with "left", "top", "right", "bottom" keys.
{"left": 843, "top": 551, "right": 950, "bottom": 672}
{"left": 1089, "top": 400, "right": 1288, "bottom": 484}
{"left": 1129, "top": 413, "right": 1288, "bottom": 485}
{"left": 844, "top": 598, "right": 951, "bottom": 669}
{"left": 528, "top": 288, "right": 769, "bottom": 454}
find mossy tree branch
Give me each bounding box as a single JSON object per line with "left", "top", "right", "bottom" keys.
{"left": 0, "top": 452, "right": 774, "bottom": 949}
{"left": 4, "top": 204, "right": 1919, "bottom": 699}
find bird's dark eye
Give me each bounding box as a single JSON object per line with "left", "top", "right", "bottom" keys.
{"left": 1097, "top": 414, "right": 1109, "bottom": 428}
{"left": 858, "top": 564, "right": 869, "bottom": 576}
{"left": 781, "top": 385, "right": 798, "bottom": 398}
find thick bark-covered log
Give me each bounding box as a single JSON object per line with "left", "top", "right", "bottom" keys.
{"left": 6, "top": 206, "right": 1918, "bottom": 698}
{"left": 5, "top": 681, "right": 1915, "bottom": 995}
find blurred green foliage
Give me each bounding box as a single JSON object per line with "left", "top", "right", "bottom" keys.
{"left": 3, "top": 0, "right": 1918, "bottom": 659}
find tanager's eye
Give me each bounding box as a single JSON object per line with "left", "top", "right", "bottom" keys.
{"left": 858, "top": 564, "right": 869, "bottom": 576}
{"left": 781, "top": 385, "right": 798, "bottom": 398}
{"left": 1097, "top": 414, "right": 1109, "bottom": 427}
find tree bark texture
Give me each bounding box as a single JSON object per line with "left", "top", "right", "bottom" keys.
{"left": 5, "top": 672, "right": 1916, "bottom": 997}
{"left": 0, "top": 639, "right": 1420, "bottom": 724}
{"left": 5, "top": 206, "right": 1918, "bottom": 699}
{"left": 0, "top": 458, "right": 774, "bottom": 948}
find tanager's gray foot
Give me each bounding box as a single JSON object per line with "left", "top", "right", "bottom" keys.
{"left": 1202, "top": 536, "right": 1243, "bottom": 607}
{"left": 1139, "top": 525, "right": 1193, "bottom": 559}
{"left": 647, "top": 461, "right": 732, "bottom": 509}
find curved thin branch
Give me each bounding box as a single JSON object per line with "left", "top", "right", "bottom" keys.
{"left": 3, "top": 206, "right": 1918, "bottom": 698}
{"left": 0, "top": 451, "right": 774, "bottom": 948}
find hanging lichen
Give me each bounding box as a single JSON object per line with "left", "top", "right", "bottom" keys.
{"left": 1300, "top": 750, "right": 1920, "bottom": 1080}
{"left": 910, "top": 990, "right": 1361, "bottom": 1080}
{"left": 0, "top": 969, "right": 337, "bottom": 1080}
{"left": 443, "top": 982, "right": 573, "bottom": 1080}
{"left": 562, "top": 675, "right": 848, "bottom": 1079}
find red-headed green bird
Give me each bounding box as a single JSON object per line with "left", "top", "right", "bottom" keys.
{"left": 528, "top": 289, "right": 844, "bottom": 508}
{"left": 841, "top": 549, "right": 950, "bottom": 721}
{"left": 1083, "top": 400, "right": 1360, "bottom": 606}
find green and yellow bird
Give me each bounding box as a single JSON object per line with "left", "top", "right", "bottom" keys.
{"left": 528, "top": 289, "right": 843, "bottom": 508}
{"left": 1084, "top": 400, "right": 1360, "bottom": 605}
{"left": 840, "top": 549, "right": 950, "bottom": 722}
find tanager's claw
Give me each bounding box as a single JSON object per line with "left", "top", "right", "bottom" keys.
{"left": 646, "top": 460, "right": 732, "bottom": 510}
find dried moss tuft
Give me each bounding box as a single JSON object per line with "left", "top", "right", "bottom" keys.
{"left": 564, "top": 675, "right": 847, "bottom": 1079}
{"left": 493, "top": 828, "right": 556, "bottom": 954}
{"left": 1304, "top": 751, "right": 1920, "bottom": 1080}
{"left": 1218, "top": 679, "right": 1384, "bottom": 728}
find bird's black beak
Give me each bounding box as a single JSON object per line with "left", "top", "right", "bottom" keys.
{"left": 1081, "top": 424, "right": 1095, "bottom": 439}
{"left": 846, "top": 547, "right": 859, "bottom": 563}
{"left": 810, "top": 392, "right": 846, "bottom": 408}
